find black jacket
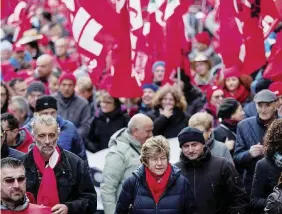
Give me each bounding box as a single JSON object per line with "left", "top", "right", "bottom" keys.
{"left": 147, "top": 107, "right": 189, "bottom": 138}
{"left": 23, "top": 147, "right": 97, "bottom": 214}
{"left": 264, "top": 183, "right": 282, "bottom": 214}
{"left": 175, "top": 148, "right": 248, "bottom": 214}
{"left": 250, "top": 157, "right": 282, "bottom": 213}
{"left": 1, "top": 143, "right": 24, "bottom": 159}
{"left": 86, "top": 108, "right": 129, "bottom": 153}
{"left": 115, "top": 165, "right": 197, "bottom": 214}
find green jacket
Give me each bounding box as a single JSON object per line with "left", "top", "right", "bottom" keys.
{"left": 100, "top": 128, "right": 142, "bottom": 214}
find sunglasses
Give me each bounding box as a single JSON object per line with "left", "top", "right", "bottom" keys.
{"left": 3, "top": 176, "right": 26, "bottom": 184}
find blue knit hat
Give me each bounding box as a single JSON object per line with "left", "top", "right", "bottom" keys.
{"left": 152, "top": 61, "right": 165, "bottom": 73}
{"left": 142, "top": 84, "right": 159, "bottom": 92}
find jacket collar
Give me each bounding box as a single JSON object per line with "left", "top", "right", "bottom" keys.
{"left": 180, "top": 147, "right": 211, "bottom": 167}
{"left": 25, "top": 146, "right": 72, "bottom": 176}
{"left": 133, "top": 164, "right": 181, "bottom": 186}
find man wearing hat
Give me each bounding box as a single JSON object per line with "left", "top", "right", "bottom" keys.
{"left": 54, "top": 73, "right": 91, "bottom": 139}
{"left": 24, "top": 95, "right": 87, "bottom": 160}
{"left": 152, "top": 61, "right": 165, "bottom": 86}
{"left": 138, "top": 84, "right": 158, "bottom": 114}
{"left": 234, "top": 89, "right": 280, "bottom": 195}
{"left": 26, "top": 81, "right": 46, "bottom": 113}
{"left": 175, "top": 127, "right": 247, "bottom": 214}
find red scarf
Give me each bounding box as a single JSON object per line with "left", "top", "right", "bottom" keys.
{"left": 145, "top": 164, "right": 172, "bottom": 203}
{"left": 33, "top": 146, "right": 60, "bottom": 207}
{"left": 224, "top": 84, "right": 249, "bottom": 103}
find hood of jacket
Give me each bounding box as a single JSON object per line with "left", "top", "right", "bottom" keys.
{"left": 108, "top": 128, "right": 142, "bottom": 150}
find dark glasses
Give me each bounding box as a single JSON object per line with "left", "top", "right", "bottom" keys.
{"left": 3, "top": 176, "right": 26, "bottom": 184}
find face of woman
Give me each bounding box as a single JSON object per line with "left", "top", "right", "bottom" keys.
{"left": 161, "top": 92, "right": 175, "bottom": 109}
{"left": 231, "top": 104, "right": 245, "bottom": 122}
{"left": 1, "top": 86, "right": 7, "bottom": 108}
{"left": 100, "top": 96, "right": 116, "bottom": 113}
{"left": 210, "top": 89, "right": 224, "bottom": 108}
{"left": 195, "top": 61, "right": 210, "bottom": 77}
{"left": 225, "top": 76, "right": 240, "bottom": 92}
{"left": 147, "top": 151, "right": 168, "bottom": 176}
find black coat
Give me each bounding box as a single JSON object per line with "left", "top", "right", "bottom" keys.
{"left": 234, "top": 115, "right": 269, "bottom": 195}
{"left": 1, "top": 143, "right": 24, "bottom": 159}
{"left": 147, "top": 107, "right": 189, "bottom": 138}
{"left": 175, "top": 148, "right": 248, "bottom": 214}
{"left": 115, "top": 165, "right": 197, "bottom": 214}
{"left": 23, "top": 147, "right": 97, "bottom": 214}
{"left": 250, "top": 157, "right": 282, "bottom": 213}
{"left": 264, "top": 183, "right": 282, "bottom": 214}
{"left": 86, "top": 108, "right": 129, "bottom": 153}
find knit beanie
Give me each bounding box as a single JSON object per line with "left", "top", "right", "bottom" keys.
{"left": 142, "top": 83, "right": 159, "bottom": 92}
{"left": 195, "top": 32, "right": 211, "bottom": 46}
{"left": 178, "top": 127, "right": 205, "bottom": 148}
{"left": 35, "top": 95, "right": 57, "bottom": 112}
{"left": 206, "top": 85, "right": 223, "bottom": 102}
{"left": 59, "top": 73, "right": 76, "bottom": 85}
{"left": 223, "top": 66, "right": 241, "bottom": 79}
{"left": 26, "top": 81, "right": 46, "bottom": 96}
{"left": 255, "top": 78, "right": 273, "bottom": 93}
{"left": 152, "top": 61, "right": 165, "bottom": 73}
{"left": 217, "top": 98, "right": 240, "bottom": 120}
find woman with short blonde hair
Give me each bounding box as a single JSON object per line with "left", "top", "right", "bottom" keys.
{"left": 148, "top": 85, "right": 189, "bottom": 138}
{"left": 115, "top": 136, "right": 197, "bottom": 214}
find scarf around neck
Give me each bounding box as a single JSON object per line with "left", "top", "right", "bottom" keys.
{"left": 145, "top": 164, "right": 172, "bottom": 203}
{"left": 224, "top": 84, "right": 249, "bottom": 103}
{"left": 33, "top": 146, "right": 61, "bottom": 207}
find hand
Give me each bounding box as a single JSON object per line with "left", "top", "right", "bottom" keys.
{"left": 225, "top": 137, "right": 235, "bottom": 151}
{"left": 249, "top": 143, "right": 264, "bottom": 158}
{"left": 159, "top": 106, "right": 173, "bottom": 118}
{"left": 51, "top": 204, "right": 68, "bottom": 214}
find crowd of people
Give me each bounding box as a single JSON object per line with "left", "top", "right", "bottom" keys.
{"left": 1, "top": 1, "right": 282, "bottom": 214}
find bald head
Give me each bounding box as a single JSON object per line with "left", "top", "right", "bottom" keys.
{"left": 128, "top": 114, "right": 153, "bottom": 144}
{"left": 36, "top": 54, "right": 53, "bottom": 78}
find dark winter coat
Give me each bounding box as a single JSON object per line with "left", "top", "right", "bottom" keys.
{"left": 23, "top": 147, "right": 97, "bottom": 214}
{"left": 250, "top": 157, "right": 282, "bottom": 213}
{"left": 147, "top": 107, "right": 189, "bottom": 138}
{"left": 115, "top": 165, "right": 197, "bottom": 214}
{"left": 175, "top": 148, "right": 248, "bottom": 214}
{"left": 54, "top": 92, "right": 91, "bottom": 139}
{"left": 24, "top": 116, "right": 87, "bottom": 160}
{"left": 234, "top": 115, "right": 270, "bottom": 194}
{"left": 264, "top": 183, "right": 282, "bottom": 214}
{"left": 86, "top": 108, "right": 129, "bottom": 153}
{"left": 243, "top": 101, "right": 257, "bottom": 118}
{"left": 185, "top": 85, "right": 206, "bottom": 118}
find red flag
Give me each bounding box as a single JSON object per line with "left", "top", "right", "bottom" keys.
{"left": 263, "top": 32, "right": 282, "bottom": 82}
{"left": 110, "top": 1, "right": 142, "bottom": 98}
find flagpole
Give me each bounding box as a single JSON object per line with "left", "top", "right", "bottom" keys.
{"left": 177, "top": 67, "right": 181, "bottom": 91}
{"left": 198, "top": 0, "right": 207, "bottom": 33}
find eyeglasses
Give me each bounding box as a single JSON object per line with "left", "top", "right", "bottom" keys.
{"left": 3, "top": 176, "right": 26, "bottom": 184}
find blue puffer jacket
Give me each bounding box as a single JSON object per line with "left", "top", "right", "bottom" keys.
{"left": 234, "top": 115, "right": 268, "bottom": 195}
{"left": 24, "top": 115, "right": 87, "bottom": 160}
{"left": 115, "top": 165, "right": 197, "bottom": 214}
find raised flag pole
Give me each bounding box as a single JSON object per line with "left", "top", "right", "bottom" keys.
{"left": 177, "top": 67, "right": 181, "bottom": 91}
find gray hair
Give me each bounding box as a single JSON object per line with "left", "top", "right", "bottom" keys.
{"left": 1, "top": 157, "right": 24, "bottom": 170}
{"left": 11, "top": 96, "right": 30, "bottom": 113}
{"left": 31, "top": 115, "right": 60, "bottom": 135}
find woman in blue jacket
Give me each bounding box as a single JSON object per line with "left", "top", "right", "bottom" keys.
{"left": 115, "top": 136, "right": 197, "bottom": 214}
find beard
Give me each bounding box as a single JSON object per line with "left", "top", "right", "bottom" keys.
{"left": 2, "top": 191, "right": 25, "bottom": 205}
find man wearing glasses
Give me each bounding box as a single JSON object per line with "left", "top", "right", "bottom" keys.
{"left": 1, "top": 126, "right": 24, "bottom": 159}
{"left": 1, "top": 157, "right": 51, "bottom": 213}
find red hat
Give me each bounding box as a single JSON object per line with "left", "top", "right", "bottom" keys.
{"left": 14, "top": 46, "right": 25, "bottom": 52}
{"left": 269, "top": 82, "right": 282, "bottom": 96}
{"left": 223, "top": 66, "right": 241, "bottom": 79}
{"left": 206, "top": 85, "right": 223, "bottom": 102}
{"left": 59, "top": 73, "right": 77, "bottom": 85}
{"left": 195, "top": 32, "right": 211, "bottom": 46}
